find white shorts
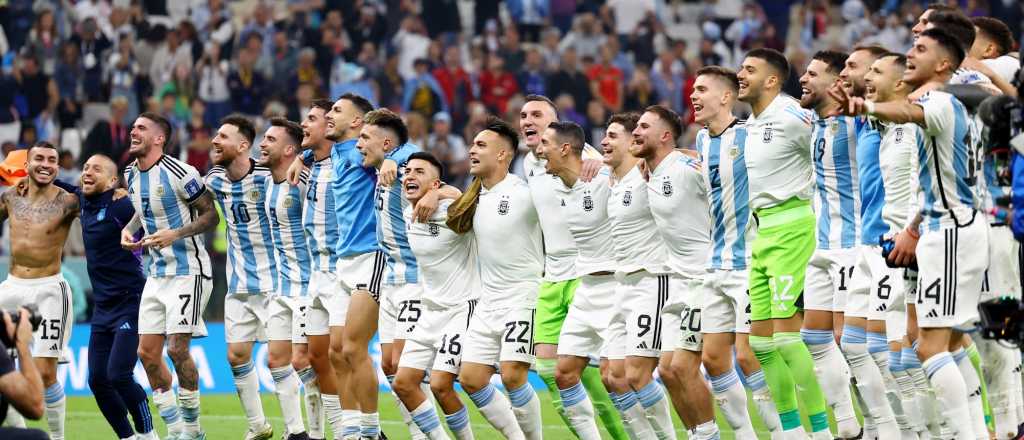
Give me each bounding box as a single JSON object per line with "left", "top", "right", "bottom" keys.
{"left": 0, "top": 274, "right": 73, "bottom": 360}
{"left": 266, "top": 295, "right": 309, "bottom": 343}
{"left": 307, "top": 270, "right": 348, "bottom": 335}
{"left": 981, "top": 225, "right": 1021, "bottom": 302}
{"left": 224, "top": 293, "right": 269, "bottom": 343}
{"left": 620, "top": 272, "right": 669, "bottom": 358}
{"left": 379, "top": 283, "right": 424, "bottom": 344}
{"left": 805, "top": 247, "right": 858, "bottom": 312}
{"left": 558, "top": 275, "right": 618, "bottom": 359}
{"left": 915, "top": 220, "right": 989, "bottom": 329}
{"left": 701, "top": 269, "right": 751, "bottom": 334}
{"left": 660, "top": 274, "right": 705, "bottom": 353}
{"left": 847, "top": 245, "right": 907, "bottom": 322}
{"left": 399, "top": 299, "right": 476, "bottom": 375}
{"left": 603, "top": 298, "right": 628, "bottom": 360}
{"left": 138, "top": 275, "right": 212, "bottom": 337}
{"left": 462, "top": 306, "right": 535, "bottom": 366}
{"left": 337, "top": 251, "right": 387, "bottom": 299}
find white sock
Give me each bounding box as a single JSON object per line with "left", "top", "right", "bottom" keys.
{"left": 178, "top": 388, "right": 201, "bottom": 435}
{"left": 893, "top": 357, "right": 927, "bottom": 434}
{"left": 692, "top": 419, "right": 720, "bottom": 440}
{"left": 880, "top": 349, "right": 913, "bottom": 433}
{"left": 559, "top": 382, "right": 601, "bottom": 440}
{"left": 231, "top": 361, "right": 266, "bottom": 430}
{"left": 468, "top": 384, "right": 524, "bottom": 440}
{"left": 978, "top": 340, "right": 1020, "bottom": 439}
{"left": 923, "top": 352, "right": 976, "bottom": 440}
{"left": 952, "top": 349, "right": 988, "bottom": 440}
{"left": 1015, "top": 355, "right": 1024, "bottom": 426}
{"left": 709, "top": 370, "right": 756, "bottom": 438}
{"left": 839, "top": 328, "right": 898, "bottom": 437}
{"left": 610, "top": 391, "right": 656, "bottom": 440}
{"left": 271, "top": 366, "right": 305, "bottom": 435}
{"left": 904, "top": 346, "right": 942, "bottom": 435}
{"left": 444, "top": 406, "right": 475, "bottom": 440}
{"left": 409, "top": 400, "right": 449, "bottom": 440}
{"left": 44, "top": 382, "right": 65, "bottom": 440}
{"left": 744, "top": 369, "right": 783, "bottom": 436}
{"left": 507, "top": 383, "right": 542, "bottom": 440}
{"left": 806, "top": 328, "right": 860, "bottom": 437}
{"left": 321, "top": 394, "right": 345, "bottom": 439}
{"left": 152, "top": 388, "right": 184, "bottom": 435}
{"left": 360, "top": 412, "right": 380, "bottom": 438}
{"left": 297, "top": 367, "right": 324, "bottom": 438}
{"left": 636, "top": 380, "right": 675, "bottom": 439}
{"left": 342, "top": 409, "right": 361, "bottom": 438}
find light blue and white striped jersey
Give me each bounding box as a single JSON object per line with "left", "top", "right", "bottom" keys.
{"left": 266, "top": 171, "right": 312, "bottom": 297}
{"left": 375, "top": 143, "right": 420, "bottom": 285}
{"left": 303, "top": 155, "right": 339, "bottom": 272}
{"left": 205, "top": 161, "right": 278, "bottom": 294}
{"left": 696, "top": 120, "right": 755, "bottom": 271}
{"left": 124, "top": 155, "right": 212, "bottom": 278}
{"left": 811, "top": 115, "right": 861, "bottom": 249}
{"left": 915, "top": 90, "right": 979, "bottom": 231}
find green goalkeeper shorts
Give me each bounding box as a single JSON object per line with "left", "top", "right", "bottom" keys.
{"left": 749, "top": 198, "right": 816, "bottom": 322}
{"left": 534, "top": 278, "right": 580, "bottom": 345}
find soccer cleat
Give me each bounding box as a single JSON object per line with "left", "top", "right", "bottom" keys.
{"left": 245, "top": 423, "right": 274, "bottom": 440}
{"left": 283, "top": 432, "right": 310, "bottom": 440}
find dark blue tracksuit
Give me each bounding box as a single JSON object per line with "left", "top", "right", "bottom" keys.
{"left": 58, "top": 181, "right": 152, "bottom": 438}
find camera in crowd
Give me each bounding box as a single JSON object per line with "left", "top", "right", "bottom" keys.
{"left": 0, "top": 304, "right": 41, "bottom": 348}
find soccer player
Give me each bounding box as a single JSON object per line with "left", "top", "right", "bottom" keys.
{"left": 632, "top": 104, "right": 721, "bottom": 439}
{"left": 690, "top": 66, "right": 783, "bottom": 437}
{"left": 923, "top": 8, "right": 1008, "bottom": 96}
{"left": 969, "top": 17, "right": 1020, "bottom": 84}
{"left": 259, "top": 117, "right": 318, "bottom": 440}
{"left": 391, "top": 151, "right": 477, "bottom": 440}
{"left": 831, "top": 27, "right": 990, "bottom": 440}
{"left": 205, "top": 114, "right": 278, "bottom": 440}
{"left": 0, "top": 142, "right": 79, "bottom": 440}
{"left": 121, "top": 112, "right": 219, "bottom": 440}
{"left": 448, "top": 117, "right": 543, "bottom": 440}
{"left": 737, "top": 48, "right": 831, "bottom": 439}
{"left": 518, "top": 95, "right": 624, "bottom": 440}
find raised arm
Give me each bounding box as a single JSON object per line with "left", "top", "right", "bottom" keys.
{"left": 829, "top": 83, "right": 926, "bottom": 126}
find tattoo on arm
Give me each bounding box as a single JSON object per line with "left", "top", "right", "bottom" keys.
{"left": 176, "top": 191, "right": 219, "bottom": 238}
{"left": 0, "top": 191, "right": 8, "bottom": 225}
{"left": 63, "top": 192, "right": 79, "bottom": 219}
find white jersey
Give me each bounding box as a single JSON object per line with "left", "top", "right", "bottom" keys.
{"left": 982, "top": 55, "right": 1020, "bottom": 84}
{"left": 206, "top": 161, "right": 278, "bottom": 294}
{"left": 266, "top": 171, "right": 312, "bottom": 297}
{"left": 647, "top": 151, "right": 712, "bottom": 277}
{"left": 950, "top": 67, "right": 995, "bottom": 87}
{"left": 607, "top": 165, "right": 670, "bottom": 275}
{"left": 557, "top": 168, "right": 617, "bottom": 276}
{"left": 473, "top": 173, "right": 544, "bottom": 310}
{"left": 915, "top": 90, "right": 979, "bottom": 231}
{"left": 523, "top": 151, "right": 580, "bottom": 281}
{"left": 811, "top": 115, "right": 862, "bottom": 249}
{"left": 696, "top": 121, "right": 755, "bottom": 270}
{"left": 404, "top": 200, "right": 480, "bottom": 308}
{"left": 878, "top": 121, "right": 923, "bottom": 231}
{"left": 744, "top": 94, "right": 815, "bottom": 211}
{"left": 124, "top": 155, "right": 212, "bottom": 278}
{"left": 302, "top": 156, "right": 339, "bottom": 272}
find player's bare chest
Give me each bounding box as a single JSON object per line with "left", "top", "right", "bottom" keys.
{"left": 8, "top": 195, "right": 70, "bottom": 228}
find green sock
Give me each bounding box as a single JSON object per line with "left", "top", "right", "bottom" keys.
{"left": 774, "top": 331, "right": 829, "bottom": 432}
{"left": 535, "top": 357, "right": 578, "bottom": 436}
{"left": 966, "top": 342, "right": 994, "bottom": 431}
{"left": 580, "top": 366, "right": 628, "bottom": 440}
{"left": 749, "top": 334, "right": 801, "bottom": 429}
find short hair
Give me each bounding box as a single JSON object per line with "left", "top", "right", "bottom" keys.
{"left": 338, "top": 93, "right": 373, "bottom": 115}
{"left": 29, "top": 141, "right": 58, "bottom": 154}
{"left": 644, "top": 105, "right": 683, "bottom": 141}
{"left": 220, "top": 114, "right": 256, "bottom": 145}
{"left": 745, "top": 48, "right": 791, "bottom": 83}
{"left": 482, "top": 116, "right": 519, "bottom": 151}
{"left": 851, "top": 45, "right": 889, "bottom": 59}
{"left": 607, "top": 112, "right": 640, "bottom": 133}
{"left": 920, "top": 27, "right": 966, "bottom": 70}
{"left": 972, "top": 17, "right": 1015, "bottom": 56}
{"left": 269, "top": 117, "right": 303, "bottom": 145}
{"left": 928, "top": 10, "right": 976, "bottom": 50}
{"left": 695, "top": 66, "right": 739, "bottom": 93}
{"left": 881, "top": 52, "right": 908, "bottom": 68}
{"left": 311, "top": 98, "right": 333, "bottom": 114}
{"left": 138, "top": 112, "right": 172, "bottom": 143}
{"left": 546, "top": 121, "right": 586, "bottom": 155}
{"left": 407, "top": 151, "right": 445, "bottom": 178}
{"left": 924, "top": 2, "right": 957, "bottom": 13}
{"left": 812, "top": 50, "right": 849, "bottom": 75}
{"left": 363, "top": 108, "right": 409, "bottom": 146}
{"left": 524, "top": 94, "right": 558, "bottom": 114}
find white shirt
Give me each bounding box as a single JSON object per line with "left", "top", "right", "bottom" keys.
{"left": 915, "top": 90, "right": 979, "bottom": 231}
{"left": 405, "top": 200, "right": 480, "bottom": 308}
{"left": 982, "top": 55, "right": 1020, "bottom": 84}
{"left": 878, "top": 121, "right": 922, "bottom": 232}
{"left": 557, "top": 168, "right": 617, "bottom": 276}
{"left": 647, "top": 151, "right": 712, "bottom": 278}
{"left": 607, "top": 165, "right": 670, "bottom": 275}
{"left": 473, "top": 174, "right": 544, "bottom": 310}
{"left": 744, "top": 94, "right": 815, "bottom": 211}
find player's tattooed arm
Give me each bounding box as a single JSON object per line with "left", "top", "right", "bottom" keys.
{"left": 62, "top": 191, "right": 80, "bottom": 220}
{"left": 0, "top": 190, "right": 8, "bottom": 225}
{"left": 178, "top": 190, "right": 219, "bottom": 238}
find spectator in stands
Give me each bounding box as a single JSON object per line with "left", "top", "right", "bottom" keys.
{"left": 560, "top": 12, "right": 607, "bottom": 60}
{"left": 53, "top": 42, "right": 83, "bottom": 130}
{"left": 540, "top": 27, "right": 563, "bottom": 72}
{"left": 14, "top": 54, "right": 58, "bottom": 122}
{"left": 26, "top": 8, "right": 60, "bottom": 75}
{"left": 650, "top": 49, "right": 684, "bottom": 114}
{"left": 433, "top": 45, "right": 475, "bottom": 128}
{"left": 81, "top": 96, "right": 131, "bottom": 169}
{"left": 624, "top": 65, "right": 662, "bottom": 112}
{"left": 196, "top": 42, "right": 231, "bottom": 128}
{"left": 269, "top": 29, "right": 297, "bottom": 93}
{"left": 70, "top": 17, "right": 111, "bottom": 102}
{"left": 425, "top": 111, "right": 469, "bottom": 188}
{"left": 479, "top": 53, "right": 519, "bottom": 115}
{"left": 148, "top": 26, "right": 192, "bottom": 89}
{"left": 56, "top": 150, "right": 81, "bottom": 186}
{"left": 290, "top": 47, "right": 323, "bottom": 93}
{"left": 107, "top": 34, "right": 140, "bottom": 120}
{"left": 394, "top": 16, "right": 431, "bottom": 80}
{"left": 556, "top": 93, "right": 587, "bottom": 128}
{"left": 507, "top": 0, "right": 549, "bottom": 43}
{"left": 185, "top": 99, "right": 212, "bottom": 174}
{"left": 350, "top": 5, "right": 388, "bottom": 54}
{"left": 159, "top": 61, "right": 195, "bottom": 122}
{"left": 547, "top": 49, "right": 592, "bottom": 114}
{"left": 518, "top": 48, "right": 548, "bottom": 97}
{"left": 403, "top": 59, "right": 448, "bottom": 118}
{"left": 0, "top": 55, "right": 18, "bottom": 146}
{"left": 588, "top": 45, "right": 625, "bottom": 112}
{"left": 229, "top": 47, "right": 267, "bottom": 116}
{"left": 499, "top": 27, "right": 526, "bottom": 73}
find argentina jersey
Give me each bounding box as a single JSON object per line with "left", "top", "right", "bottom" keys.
{"left": 375, "top": 143, "right": 419, "bottom": 285}
{"left": 206, "top": 161, "right": 278, "bottom": 294}
{"left": 812, "top": 115, "right": 861, "bottom": 249}
{"left": 267, "top": 171, "right": 312, "bottom": 296}
{"left": 697, "top": 120, "right": 754, "bottom": 270}
{"left": 124, "top": 155, "right": 212, "bottom": 278}
{"left": 303, "top": 156, "right": 339, "bottom": 271}
{"left": 916, "top": 90, "right": 978, "bottom": 230}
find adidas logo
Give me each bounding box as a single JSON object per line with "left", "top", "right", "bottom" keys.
{"left": 875, "top": 304, "right": 887, "bottom": 312}
{"left": 970, "top": 388, "right": 982, "bottom": 397}
{"left": 49, "top": 344, "right": 58, "bottom": 351}
{"left": 686, "top": 335, "right": 698, "bottom": 344}
{"left": 179, "top": 319, "right": 190, "bottom": 325}
{"left": 636, "top": 341, "right": 648, "bottom": 350}
{"left": 516, "top": 347, "right": 527, "bottom": 354}
{"left": 926, "top": 310, "right": 939, "bottom": 318}
{"left": 120, "top": 322, "right": 132, "bottom": 330}
{"left": 406, "top": 326, "right": 415, "bottom": 333}
{"left": 445, "top": 358, "right": 457, "bottom": 367}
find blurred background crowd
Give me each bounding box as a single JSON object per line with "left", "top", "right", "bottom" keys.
{"left": 0, "top": 0, "right": 1020, "bottom": 315}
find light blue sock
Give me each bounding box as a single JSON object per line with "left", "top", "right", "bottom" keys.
{"left": 559, "top": 382, "right": 588, "bottom": 407}
{"left": 469, "top": 384, "right": 497, "bottom": 407}
{"left": 445, "top": 406, "right": 471, "bottom": 433}
{"left": 867, "top": 332, "right": 889, "bottom": 355}
{"left": 508, "top": 383, "right": 536, "bottom": 408}
{"left": 636, "top": 381, "right": 664, "bottom": 409}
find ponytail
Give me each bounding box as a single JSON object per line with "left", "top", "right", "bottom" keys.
{"left": 445, "top": 177, "right": 482, "bottom": 234}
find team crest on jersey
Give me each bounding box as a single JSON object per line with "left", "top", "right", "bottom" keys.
{"left": 622, "top": 190, "right": 632, "bottom": 206}
{"left": 828, "top": 118, "right": 839, "bottom": 134}
{"left": 283, "top": 196, "right": 295, "bottom": 209}
{"left": 498, "top": 198, "right": 510, "bottom": 215}
{"left": 428, "top": 223, "right": 440, "bottom": 236}
{"left": 155, "top": 186, "right": 166, "bottom": 197}
{"left": 583, "top": 194, "right": 593, "bottom": 211}
{"left": 662, "top": 179, "right": 673, "bottom": 196}
{"left": 728, "top": 146, "right": 739, "bottom": 159}
{"left": 247, "top": 188, "right": 262, "bottom": 203}
{"left": 762, "top": 127, "right": 773, "bottom": 143}
{"left": 894, "top": 127, "right": 904, "bottom": 143}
